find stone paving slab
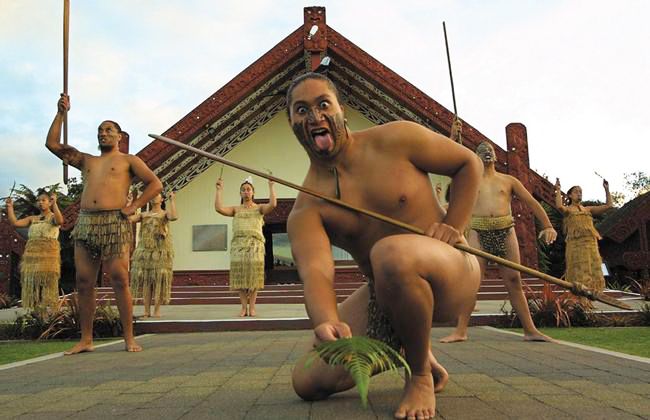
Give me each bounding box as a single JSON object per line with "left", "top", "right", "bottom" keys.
{"left": 0, "top": 327, "right": 649, "bottom": 419}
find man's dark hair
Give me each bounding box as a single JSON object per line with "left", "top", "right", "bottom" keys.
{"left": 100, "top": 120, "right": 122, "bottom": 133}
{"left": 285, "top": 72, "right": 342, "bottom": 116}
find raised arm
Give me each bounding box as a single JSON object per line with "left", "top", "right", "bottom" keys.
{"left": 586, "top": 179, "right": 613, "bottom": 216}
{"left": 397, "top": 121, "right": 482, "bottom": 240}
{"left": 510, "top": 176, "right": 557, "bottom": 244}
{"left": 50, "top": 193, "right": 64, "bottom": 226}
{"left": 288, "top": 204, "right": 350, "bottom": 341}
{"left": 554, "top": 178, "right": 568, "bottom": 212}
{"left": 214, "top": 179, "right": 235, "bottom": 217}
{"left": 4, "top": 198, "right": 33, "bottom": 228}
{"left": 45, "top": 94, "right": 86, "bottom": 170}
{"left": 259, "top": 180, "right": 277, "bottom": 215}
{"left": 124, "top": 156, "right": 162, "bottom": 216}
{"left": 166, "top": 191, "right": 179, "bottom": 221}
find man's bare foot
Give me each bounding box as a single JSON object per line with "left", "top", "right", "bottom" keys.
{"left": 523, "top": 331, "right": 556, "bottom": 343}
{"left": 152, "top": 313, "right": 161, "bottom": 318}
{"left": 239, "top": 309, "right": 247, "bottom": 317}
{"left": 64, "top": 341, "right": 94, "bottom": 355}
{"left": 439, "top": 332, "right": 468, "bottom": 343}
{"left": 142, "top": 314, "right": 151, "bottom": 318}
{"left": 429, "top": 351, "right": 448, "bottom": 393}
{"left": 394, "top": 373, "right": 436, "bottom": 419}
{"left": 125, "top": 339, "right": 142, "bottom": 352}
{"left": 249, "top": 308, "right": 256, "bottom": 317}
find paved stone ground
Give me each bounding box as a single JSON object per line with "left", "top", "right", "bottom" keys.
{"left": 1, "top": 327, "right": 649, "bottom": 419}
{"left": 2, "top": 298, "right": 643, "bottom": 322}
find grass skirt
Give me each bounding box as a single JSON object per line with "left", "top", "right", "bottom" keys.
{"left": 469, "top": 215, "right": 514, "bottom": 258}
{"left": 130, "top": 240, "right": 174, "bottom": 304}
{"left": 564, "top": 211, "right": 604, "bottom": 292}
{"left": 229, "top": 235, "right": 265, "bottom": 291}
{"left": 71, "top": 210, "right": 132, "bottom": 259}
{"left": 20, "top": 238, "right": 60, "bottom": 308}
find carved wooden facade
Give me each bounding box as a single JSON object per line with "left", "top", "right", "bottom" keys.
{"left": 0, "top": 6, "right": 562, "bottom": 293}
{"left": 598, "top": 192, "right": 650, "bottom": 279}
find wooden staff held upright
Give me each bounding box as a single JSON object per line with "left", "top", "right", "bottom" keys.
{"left": 443, "top": 21, "right": 463, "bottom": 145}
{"left": 62, "top": 0, "right": 70, "bottom": 184}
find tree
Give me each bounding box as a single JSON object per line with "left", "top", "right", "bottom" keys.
{"left": 624, "top": 172, "right": 650, "bottom": 198}
{"left": 9, "top": 180, "right": 81, "bottom": 219}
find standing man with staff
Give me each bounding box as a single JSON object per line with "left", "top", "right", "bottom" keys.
{"left": 440, "top": 141, "right": 557, "bottom": 344}
{"left": 46, "top": 94, "right": 162, "bottom": 354}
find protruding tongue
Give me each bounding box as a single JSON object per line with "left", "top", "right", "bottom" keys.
{"left": 313, "top": 133, "right": 333, "bottom": 152}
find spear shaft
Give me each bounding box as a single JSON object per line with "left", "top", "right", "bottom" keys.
{"left": 148, "top": 133, "right": 631, "bottom": 310}
{"left": 62, "top": 0, "right": 70, "bottom": 184}
{"left": 443, "top": 21, "right": 457, "bottom": 116}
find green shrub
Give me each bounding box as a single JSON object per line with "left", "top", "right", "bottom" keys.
{"left": 3, "top": 294, "right": 122, "bottom": 340}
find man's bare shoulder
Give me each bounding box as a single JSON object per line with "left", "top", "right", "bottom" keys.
{"left": 493, "top": 172, "right": 516, "bottom": 183}
{"left": 355, "top": 120, "right": 427, "bottom": 151}
{"left": 124, "top": 153, "right": 145, "bottom": 164}
{"left": 360, "top": 120, "right": 422, "bottom": 139}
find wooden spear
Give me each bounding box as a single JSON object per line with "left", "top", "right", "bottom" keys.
{"left": 148, "top": 133, "right": 632, "bottom": 310}
{"left": 443, "top": 21, "right": 463, "bottom": 145}
{"left": 62, "top": 0, "right": 70, "bottom": 184}
{"left": 442, "top": 21, "right": 457, "bottom": 116}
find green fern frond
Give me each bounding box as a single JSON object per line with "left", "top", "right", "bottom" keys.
{"left": 306, "top": 336, "right": 411, "bottom": 408}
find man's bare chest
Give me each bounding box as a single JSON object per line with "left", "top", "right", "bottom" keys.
{"left": 84, "top": 157, "right": 130, "bottom": 181}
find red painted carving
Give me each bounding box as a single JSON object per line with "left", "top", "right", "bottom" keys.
{"left": 0, "top": 217, "right": 26, "bottom": 294}
{"left": 304, "top": 7, "right": 327, "bottom": 52}
{"left": 623, "top": 252, "right": 650, "bottom": 270}
{"left": 259, "top": 199, "right": 294, "bottom": 224}
{"left": 506, "top": 124, "right": 538, "bottom": 269}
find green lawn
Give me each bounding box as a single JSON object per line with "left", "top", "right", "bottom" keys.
{"left": 0, "top": 339, "right": 120, "bottom": 365}
{"left": 506, "top": 327, "right": 650, "bottom": 358}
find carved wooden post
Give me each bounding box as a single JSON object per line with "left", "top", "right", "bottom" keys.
{"left": 506, "top": 123, "right": 539, "bottom": 269}
{"left": 304, "top": 6, "right": 327, "bottom": 71}
{"left": 0, "top": 217, "right": 26, "bottom": 296}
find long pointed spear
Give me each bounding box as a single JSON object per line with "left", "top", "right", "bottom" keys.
{"left": 442, "top": 21, "right": 457, "bottom": 116}
{"left": 148, "top": 133, "right": 631, "bottom": 310}
{"left": 443, "top": 22, "right": 463, "bottom": 145}
{"left": 62, "top": 0, "right": 70, "bottom": 184}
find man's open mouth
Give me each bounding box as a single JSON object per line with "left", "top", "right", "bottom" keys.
{"left": 310, "top": 127, "right": 333, "bottom": 153}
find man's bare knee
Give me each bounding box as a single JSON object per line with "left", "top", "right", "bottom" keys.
{"left": 370, "top": 238, "right": 412, "bottom": 280}
{"left": 292, "top": 361, "right": 341, "bottom": 401}
{"left": 109, "top": 274, "right": 129, "bottom": 291}
{"left": 292, "top": 370, "right": 331, "bottom": 401}
{"left": 76, "top": 276, "right": 95, "bottom": 294}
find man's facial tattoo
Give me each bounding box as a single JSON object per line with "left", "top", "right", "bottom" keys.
{"left": 476, "top": 142, "right": 496, "bottom": 163}
{"left": 292, "top": 110, "right": 346, "bottom": 159}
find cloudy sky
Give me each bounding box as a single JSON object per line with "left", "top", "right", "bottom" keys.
{"left": 1, "top": 0, "right": 648, "bottom": 203}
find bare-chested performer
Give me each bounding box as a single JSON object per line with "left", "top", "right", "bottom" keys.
{"left": 440, "top": 141, "right": 557, "bottom": 344}
{"left": 46, "top": 93, "right": 162, "bottom": 354}
{"left": 287, "top": 73, "right": 483, "bottom": 420}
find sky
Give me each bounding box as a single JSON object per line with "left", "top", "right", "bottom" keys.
{"left": 1, "top": 0, "right": 648, "bottom": 203}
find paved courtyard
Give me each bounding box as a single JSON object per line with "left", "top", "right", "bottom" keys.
{"left": 1, "top": 327, "right": 649, "bottom": 419}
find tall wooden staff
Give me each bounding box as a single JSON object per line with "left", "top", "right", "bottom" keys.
{"left": 443, "top": 22, "right": 463, "bottom": 145}
{"left": 148, "top": 134, "right": 631, "bottom": 310}
{"left": 62, "top": 0, "right": 70, "bottom": 184}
